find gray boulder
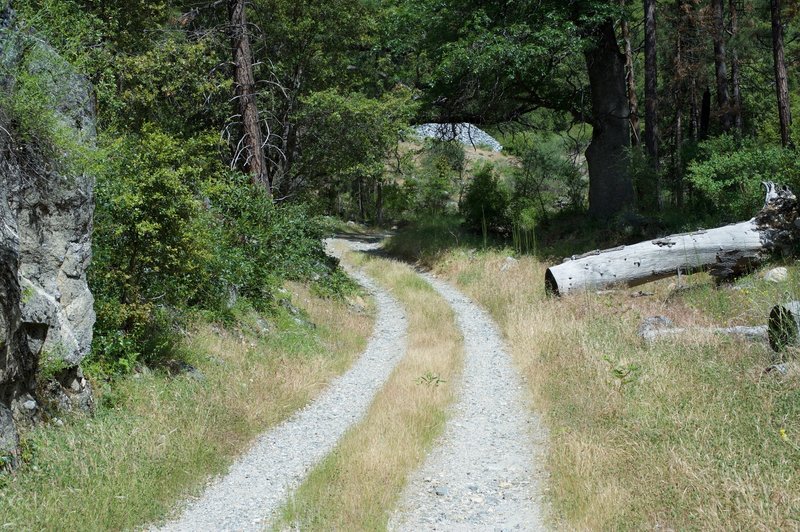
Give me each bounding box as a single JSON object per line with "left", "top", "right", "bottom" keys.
{"left": 0, "top": 11, "right": 97, "bottom": 463}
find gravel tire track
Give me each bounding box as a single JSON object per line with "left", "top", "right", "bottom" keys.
{"left": 157, "top": 240, "right": 407, "bottom": 532}
{"left": 389, "top": 272, "right": 548, "bottom": 531}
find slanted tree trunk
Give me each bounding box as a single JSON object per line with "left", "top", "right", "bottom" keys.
{"left": 620, "top": 1, "right": 641, "bottom": 146}
{"left": 711, "top": 0, "right": 733, "bottom": 132}
{"left": 771, "top": 0, "right": 793, "bottom": 148}
{"left": 545, "top": 183, "right": 800, "bottom": 295}
{"left": 229, "top": 0, "right": 269, "bottom": 193}
{"left": 584, "top": 19, "right": 634, "bottom": 218}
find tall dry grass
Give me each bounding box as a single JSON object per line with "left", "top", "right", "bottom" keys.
{"left": 0, "top": 285, "right": 372, "bottom": 531}
{"left": 279, "top": 252, "right": 463, "bottom": 530}
{"left": 410, "top": 245, "right": 800, "bottom": 530}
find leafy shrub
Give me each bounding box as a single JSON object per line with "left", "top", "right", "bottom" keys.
{"left": 686, "top": 135, "right": 800, "bottom": 219}
{"left": 460, "top": 163, "right": 509, "bottom": 233}
{"left": 206, "top": 174, "right": 353, "bottom": 304}
{"left": 88, "top": 126, "right": 220, "bottom": 372}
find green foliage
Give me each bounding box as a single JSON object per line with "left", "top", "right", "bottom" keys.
{"left": 628, "top": 146, "right": 661, "bottom": 212}
{"left": 0, "top": 36, "right": 97, "bottom": 175}
{"left": 89, "top": 126, "right": 218, "bottom": 372}
{"left": 91, "top": 126, "right": 216, "bottom": 308}
{"left": 460, "top": 163, "right": 510, "bottom": 234}
{"left": 299, "top": 88, "right": 416, "bottom": 179}
{"left": 112, "top": 35, "right": 229, "bottom": 134}
{"left": 686, "top": 135, "right": 799, "bottom": 219}
{"left": 510, "top": 141, "right": 585, "bottom": 220}
{"left": 206, "top": 174, "right": 354, "bottom": 302}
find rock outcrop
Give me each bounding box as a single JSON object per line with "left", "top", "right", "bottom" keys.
{"left": 0, "top": 5, "right": 96, "bottom": 465}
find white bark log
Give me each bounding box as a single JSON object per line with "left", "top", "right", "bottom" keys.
{"left": 546, "top": 182, "right": 799, "bottom": 296}
{"left": 641, "top": 325, "right": 768, "bottom": 343}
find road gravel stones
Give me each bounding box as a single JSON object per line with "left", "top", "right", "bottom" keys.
{"left": 389, "top": 272, "right": 548, "bottom": 531}
{"left": 157, "top": 240, "right": 408, "bottom": 532}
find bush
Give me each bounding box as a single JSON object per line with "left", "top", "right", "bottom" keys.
{"left": 460, "top": 163, "right": 509, "bottom": 233}
{"left": 686, "top": 135, "right": 800, "bottom": 220}
{"left": 206, "top": 174, "right": 352, "bottom": 305}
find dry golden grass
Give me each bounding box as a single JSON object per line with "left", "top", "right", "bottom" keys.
{"left": 279, "top": 252, "right": 463, "bottom": 530}
{"left": 411, "top": 246, "right": 800, "bottom": 530}
{"left": 0, "top": 285, "right": 372, "bottom": 531}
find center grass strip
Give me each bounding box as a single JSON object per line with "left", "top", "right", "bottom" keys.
{"left": 0, "top": 285, "right": 372, "bottom": 531}
{"left": 278, "top": 253, "right": 463, "bottom": 530}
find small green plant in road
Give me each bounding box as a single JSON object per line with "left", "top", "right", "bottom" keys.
{"left": 417, "top": 371, "right": 446, "bottom": 387}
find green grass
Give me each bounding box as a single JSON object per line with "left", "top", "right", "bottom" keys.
{"left": 0, "top": 286, "right": 373, "bottom": 531}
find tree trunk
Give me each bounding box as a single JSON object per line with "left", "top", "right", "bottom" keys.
{"left": 584, "top": 19, "right": 634, "bottom": 218}
{"left": 700, "top": 86, "right": 711, "bottom": 140}
{"left": 673, "top": 14, "right": 685, "bottom": 208}
{"left": 644, "top": 0, "right": 659, "bottom": 161}
{"left": 712, "top": 0, "right": 732, "bottom": 132}
{"left": 639, "top": 320, "right": 768, "bottom": 343}
{"left": 375, "top": 180, "right": 384, "bottom": 226}
{"left": 620, "top": 1, "right": 641, "bottom": 146}
{"left": 729, "top": 0, "right": 743, "bottom": 132}
{"left": 771, "top": 0, "right": 793, "bottom": 148}
{"left": 674, "top": 107, "right": 684, "bottom": 207}
{"left": 545, "top": 183, "right": 800, "bottom": 295}
{"left": 690, "top": 81, "right": 699, "bottom": 141}
{"left": 644, "top": 0, "right": 660, "bottom": 206}
{"left": 229, "top": 0, "right": 269, "bottom": 193}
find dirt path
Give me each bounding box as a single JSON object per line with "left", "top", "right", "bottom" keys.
{"left": 389, "top": 272, "right": 548, "bottom": 531}
{"left": 157, "top": 239, "right": 407, "bottom": 531}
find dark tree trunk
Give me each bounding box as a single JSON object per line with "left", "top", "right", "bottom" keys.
{"left": 584, "top": 19, "right": 634, "bottom": 218}
{"left": 675, "top": 108, "right": 684, "bottom": 207}
{"left": 229, "top": 0, "right": 269, "bottom": 193}
{"left": 375, "top": 181, "right": 384, "bottom": 226}
{"left": 729, "top": 0, "right": 743, "bottom": 132}
{"left": 620, "top": 1, "right": 641, "bottom": 146}
{"left": 711, "top": 0, "right": 732, "bottom": 132}
{"left": 771, "top": 0, "right": 793, "bottom": 148}
{"left": 644, "top": 0, "right": 660, "bottom": 206}
{"left": 673, "top": 3, "right": 685, "bottom": 207}
{"left": 690, "top": 82, "right": 699, "bottom": 141}
{"left": 700, "top": 86, "right": 711, "bottom": 140}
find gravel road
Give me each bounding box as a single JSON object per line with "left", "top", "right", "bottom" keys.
{"left": 157, "top": 239, "right": 407, "bottom": 532}
{"left": 389, "top": 272, "right": 548, "bottom": 531}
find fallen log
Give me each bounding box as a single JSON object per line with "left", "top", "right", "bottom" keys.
{"left": 638, "top": 316, "right": 768, "bottom": 343}
{"left": 546, "top": 182, "right": 800, "bottom": 296}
